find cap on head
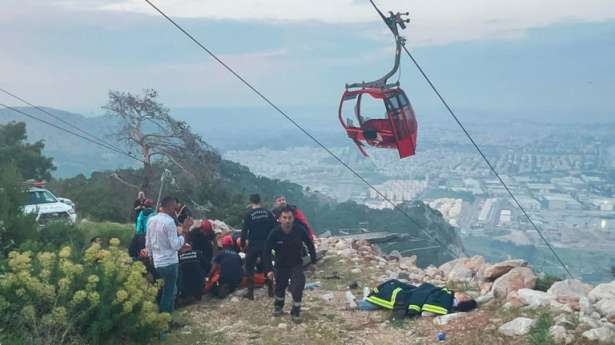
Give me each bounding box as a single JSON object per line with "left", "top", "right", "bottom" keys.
{"left": 222, "top": 235, "right": 233, "bottom": 248}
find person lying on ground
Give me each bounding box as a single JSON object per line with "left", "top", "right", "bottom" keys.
{"left": 360, "top": 279, "right": 478, "bottom": 320}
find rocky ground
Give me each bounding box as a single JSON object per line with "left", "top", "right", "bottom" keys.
{"left": 154, "top": 236, "right": 615, "bottom": 345}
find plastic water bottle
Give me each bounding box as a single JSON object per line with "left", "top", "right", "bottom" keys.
{"left": 305, "top": 281, "right": 320, "bottom": 290}
{"left": 436, "top": 331, "right": 446, "bottom": 341}
{"left": 362, "top": 287, "right": 370, "bottom": 300}
{"left": 345, "top": 290, "right": 358, "bottom": 308}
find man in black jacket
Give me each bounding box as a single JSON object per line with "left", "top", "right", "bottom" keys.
{"left": 264, "top": 206, "right": 317, "bottom": 322}
{"left": 241, "top": 194, "right": 277, "bottom": 300}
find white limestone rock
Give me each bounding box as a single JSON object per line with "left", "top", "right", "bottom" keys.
{"left": 517, "top": 288, "right": 551, "bottom": 308}
{"left": 589, "top": 281, "right": 615, "bottom": 303}
{"left": 498, "top": 317, "right": 536, "bottom": 336}
{"left": 582, "top": 327, "right": 615, "bottom": 344}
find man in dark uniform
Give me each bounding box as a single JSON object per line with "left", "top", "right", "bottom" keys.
{"left": 264, "top": 206, "right": 317, "bottom": 323}
{"left": 241, "top": 194, "right": 276, "bottom": 300}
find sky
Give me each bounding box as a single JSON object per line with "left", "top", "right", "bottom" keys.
{"left": 1, "top": 0, "right": 614, "bottom": 122}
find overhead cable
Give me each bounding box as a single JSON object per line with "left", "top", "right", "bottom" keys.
{"left": 0, "top": 103, "right": 144, "bottom": 163}
{"left": 142, "top": 0, "right": 462, "bottom": 259}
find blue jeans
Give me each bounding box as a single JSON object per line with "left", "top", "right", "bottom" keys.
{"left": 156, "top": 263, "right": 179, "bottom": 313}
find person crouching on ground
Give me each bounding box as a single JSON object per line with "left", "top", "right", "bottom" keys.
{"left": 211, "top": 235, "right": 242, "bottom": 298}
{"left": 263, "top": 206, "right": 317, "bottom": 323}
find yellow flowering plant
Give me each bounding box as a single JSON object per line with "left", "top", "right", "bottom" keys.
{"left": 0, "top": 239, "right": 170, "bottom": 345}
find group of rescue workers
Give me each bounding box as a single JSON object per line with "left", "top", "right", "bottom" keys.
{"left": 128, "top": 191, "right": 477, "bottom": 324}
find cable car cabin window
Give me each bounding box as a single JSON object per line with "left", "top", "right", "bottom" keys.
{"left": 385, "top": 93, "right": 410, "bottom": 140}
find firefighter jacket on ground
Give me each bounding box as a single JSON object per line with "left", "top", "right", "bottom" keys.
{"left": 401, "top": 282, "right": 455, "bottom": 316}
{"left": 366, "top": 279, "right": 416, "bottom": 309}
{"left": 367, "top": 280, "right": 455, "bottom": 317}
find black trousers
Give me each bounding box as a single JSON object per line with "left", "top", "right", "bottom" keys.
{"left": 274, "top": 265, "right": 305, "bottom": 307}
{"left": 245, "top": 247, "right": 265, "bottom": 276}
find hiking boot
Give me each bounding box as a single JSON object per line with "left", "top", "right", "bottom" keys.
{"left": 290, "top": 306, "right": 302, "bottom": 323}
{"left": 272, "top": 305, "right": 283, "bottom": 317}
{"left": 265, "top": 279, "right": 274, "bottom": 298}
{"left": 243, "top": 289, "right": 254, "bottom": 300}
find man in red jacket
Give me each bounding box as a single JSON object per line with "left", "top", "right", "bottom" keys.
{"left": 272, "top": 196, "right": 315, "bottom": 240}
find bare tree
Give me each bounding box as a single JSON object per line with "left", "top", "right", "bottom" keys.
{"left": 103, "top": 89, "right": 220, "bottom": 195}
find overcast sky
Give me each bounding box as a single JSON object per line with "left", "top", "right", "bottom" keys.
{"left": 1, "top": 0, "right": 614, "bottom": 121}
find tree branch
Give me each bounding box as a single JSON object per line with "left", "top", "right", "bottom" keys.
{"left": 110, "top": 172, "right": 141, "bottom": 190}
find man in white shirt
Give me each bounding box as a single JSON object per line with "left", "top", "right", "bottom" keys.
{"left": 146, "top": 196, "right": 193, "bottom": 313}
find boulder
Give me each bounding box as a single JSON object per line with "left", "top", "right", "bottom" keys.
{"left": 547, "top": 279, "right": 592, "bottom": 301}
{"left": 549, "top": 325, "right": 574, "bottom": 344}
{"left": 484, "top": 259, "right": 527, "bottom": 281}
{"left": 607, "top": 314, "right": 615, "bottom": 324}
{"left": 594, "top": 299, "right": 615, "bottom": 317}
{"left": 464, "top": 255, "right": 486, "bottom": 272}
{"left": 517, "top": 288, "right": 551, "bottom": 308}
{"left": 589, "top": 281, "right": 615, "bottom": 303}
{"left": 553, "top": 314, "right": 577, "bottom": 330}
{"left": 498, "top": 317, "right": 535, "bottom": 336}
{"left": 580, "top": 315, "right": 601, "bottom": 330}
{"left": 447, "top": 265, "right": 474, "bottom": 282}
{"left": 424, "top": 266, "right": 441, "bottom": 278}
{"left": 555, "top": 296, "right": 580, "bottom": 311}
{"left": 399, "top": 255, "right": 417, "bottom": 269}
{"left": 492, "top": 267, "right": 536, "bottom": 299}
{"left": 480, "top": 282, "right": 493, "bottom": 295}
{"left": 549, "top": 300, "right": 574, "bottom": 314}
{"left": 582, "top": 327, "right": 615, "bottom": 344}
{"left": 438, "top": 256, "right": 484, "bottom": 282}
{"left": 580, "top": 296, "right": 593, "bottom": 316}
{"left": 476, "top": 291, "right": 495, "bottom": 305}
{"left": 439, "top": 258, "right": 465, "bottom": 276}
{"left": 433, "top": 312, "right": 466, "bottom": 325}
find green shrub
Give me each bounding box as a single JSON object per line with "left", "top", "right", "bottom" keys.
{"left": 0, "top": 240, "right": 170, "bottom": 345}
{"left": 0, "top": 162, "right": 38, "bottom": 255}
{"left": 77, "top": 221, "right": 134, "bottom": 248}
{"left": 527, "top": 312, "right": 555, "bottom": 345}
{"left": 535, "top": 274, "right": 562, "bottom": 292}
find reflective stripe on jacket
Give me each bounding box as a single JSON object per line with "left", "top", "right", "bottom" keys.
{"left": 366, "top": 279, "right": 416, "bottom": 310}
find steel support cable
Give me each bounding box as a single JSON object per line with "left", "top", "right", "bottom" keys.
{"left": 0, "top": 87, "right": 136, "bottom": 161}
{"left": 0, "top": 103, "right": 144, "bottom": 164}
{"left": 399, "top": 44, "right": 574, "bottom": 278}
{"left": 142, "top": 0, "right": 462, "bottom": 259}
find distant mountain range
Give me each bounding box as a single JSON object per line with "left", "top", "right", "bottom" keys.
{"left": 0, "top": 105, "right": 350, "bottom": 177}
{"left": 0, "top": 107, "right": 138, "bottom": 177}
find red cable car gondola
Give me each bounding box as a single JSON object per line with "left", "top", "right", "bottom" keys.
{"left": 339, "top": 3, "right": 417, "bottom": 159}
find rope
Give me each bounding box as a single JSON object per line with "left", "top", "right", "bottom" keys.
{"left": 142, "top": 0, "right": 463, "bottom": 259}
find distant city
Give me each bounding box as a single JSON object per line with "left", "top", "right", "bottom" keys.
{"left": 226, "top": 120, "right": 615, "bottom": 281}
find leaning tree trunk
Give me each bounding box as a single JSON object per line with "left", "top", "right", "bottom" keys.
{"left": 141, "top": 145, "right": 153, "bottom": 196}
